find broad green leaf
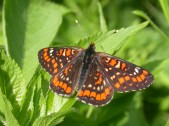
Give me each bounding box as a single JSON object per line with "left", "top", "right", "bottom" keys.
{"left": 0, "top": 50, "right": 26, "bottom": 107}
{"left": 3, "top": 0, "right": 68, "bottom": 85}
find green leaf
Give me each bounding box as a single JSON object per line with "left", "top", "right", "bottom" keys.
{"left": 0, "top": 50, "right": 26, "bottom": 108}
{"left": 32, "top": 109, "right": 72, "bottom": 126}
{"left": 29, "top": 74, "right": 43, "bottom": 125}
{"left": 159, "top": 0, "right": 169, "bottom": 24}
{"left": 124, "top": 92, "right": 149, "bottom": 126}
{"left": 165, "top": 119, "right": 169, "bottom": 126}
{"left": 152, "top": 59, "right": 169, "bottom": 76}
{"left": 17, "top": 72, "right": 41, "bottom": 126}
{"left": 133, "top": 10, "right": 169, "bottom": 40}
{"left": 98, "top": 2, "right": 107, "bottom": 32}
{"left": 95, "top": 93, "right": 134, "bottom": 125}
{"left": 37, "top": 70, "right": 76, "bottom": 115}
{"left": 95, "top": 21, "right": 149, "bottom": 54}
{"left": 0, "top": 85, "right": 5, "bottom": 119}
{"left": 46, "top": 90, "right": 76, "bottom": 115}
{"left": 3, "top": 0, "right": 68, "bottom": 84}
{"left": 58, "top": 95, "right": 77, "bottom": 113}
{"left": 0, "top": 11, "right": 4, "bottom": 46}
{"left": 0, "top": 89, "right": 19, "bottom": 126}
{"left": 75, "top": 22, "right": 148, "bottom": 54}
{"left": 75, "top": 22, "right": 149, "bottom": 55}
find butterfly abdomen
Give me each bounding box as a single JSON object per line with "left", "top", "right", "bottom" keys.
{"left": 77, "top": 44, "right": 96, "bottom": 90}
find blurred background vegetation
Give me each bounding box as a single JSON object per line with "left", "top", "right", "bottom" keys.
{"left": 0, "top": 0, "right": 169, "bottom": 126}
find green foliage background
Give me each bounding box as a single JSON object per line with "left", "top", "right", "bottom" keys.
{"left": 0, "top": 0, "right": 169, "bottom": 126}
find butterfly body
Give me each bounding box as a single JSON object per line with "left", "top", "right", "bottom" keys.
{"left": 78, "top": 43, "right": 96, "bottom": 90}
{"left": 38, "top": 43, "right": 154, "bottom": 106}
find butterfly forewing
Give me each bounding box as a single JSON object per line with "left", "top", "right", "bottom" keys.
{"left": 77, "top": 61, "right": 114, "bottom": 106}
{"left": 38, "top": 47, "right": 84, "bottom": 75}
{"left": 38, "top": 47, "right": 85, "bottom": 96}
{"left": 96, "top": 52, "right": 154, "bottom": 92}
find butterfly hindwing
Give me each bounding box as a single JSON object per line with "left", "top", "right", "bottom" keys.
{"left": 77, "top": 60, "right": 114, "bottom": 106}
{"left": 38, "top": 47, "right": 84, "bottom": 75}
{"left": 96, "top": 52, "right": 154, "bottom": 92}
{"left": 50, "top": 55, "right": 84, "bottom": 97}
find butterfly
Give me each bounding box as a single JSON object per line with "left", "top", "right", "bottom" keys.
{"left": 38, "top": 42, "right": 154, "bottom": 106}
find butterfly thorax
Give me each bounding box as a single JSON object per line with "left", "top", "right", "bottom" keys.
{"left": 77, "top": 43, "right": 96, "bottom": 90}
{"left": 83, "top": 43, "right": 96, "bottom": 63}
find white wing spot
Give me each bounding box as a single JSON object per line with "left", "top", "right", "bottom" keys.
{"left": 72, "top": 50, "right": 75, "bottom": 54}
{"left": 105, "top": 68, "right": 108, "bottom": 72}
{"left": 88, "top": 84, "right": 92, "bottom": 88}
{"left": 115, "top": 61, "right": 121, "bottom": 68}
{"left": 66, "top": 77, "right": 69, "bottom": 81}
{"left": 62, "top": 49, "right": 66, "bottom": 56}
{"left": 103, "top": 80, "right": 106, "bottom": 86}
{"left": 101, "top": 85, "right": 103, "bottom": 90}
{"left": 111, "top": 75, "right": 116, "bottom": 80}
{"left": 61, "top": 75, "right": 64, "bottom": 79}
{"left": 135, "top": 68, "right": 139, "bottom": 73}
{"left": 136, "top": 67, "right": 141, "bottom": 69}
{"left": 106, "top": 58, "right": 111, "bottom": 62}
{"left": 50, "top": 49, "right": 53, "bottom": 53}
{"left": 60, "top": 63, "right": 63, "bottom": 68}
{"left": 116, "top": 72, "right": 120, "bottom": 75}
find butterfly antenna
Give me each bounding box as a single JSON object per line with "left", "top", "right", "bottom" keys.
{"left": 75, "top": 20, "right": 90, "bottom": 45}
{"left": 75, "top": 20, "right": 88, "bottom": 38}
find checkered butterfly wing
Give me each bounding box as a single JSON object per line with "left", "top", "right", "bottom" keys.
{"left": 77, "top": 61, "right": 114, "bottom": 106}
{"left": 38, "top": 47, "right": 84, "bottom": 75}
{"left": 96, "top": 53, "right": 154, "bottom": 92}
{"left": 38, "top": 47, "right": 85, "bottom": 96}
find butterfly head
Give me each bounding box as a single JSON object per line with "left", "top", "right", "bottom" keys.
{"left": 88, "top": 42, "right": 96, "bottom": 51}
